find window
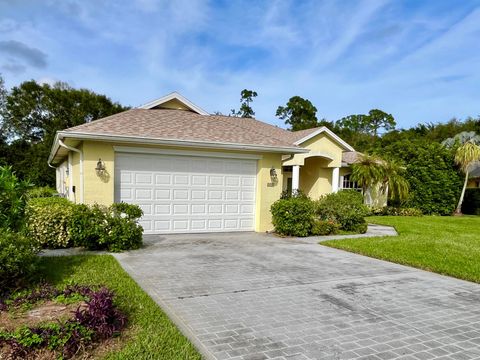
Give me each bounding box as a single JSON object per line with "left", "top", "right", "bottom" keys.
{"left": 342, "top": 174, "right": 361, "bottom": 191}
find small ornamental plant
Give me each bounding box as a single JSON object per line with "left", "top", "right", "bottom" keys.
{"left": 0, "top": 283, "right": 126, "bottom": 359}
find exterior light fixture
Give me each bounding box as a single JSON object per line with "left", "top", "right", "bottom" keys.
{"left": 270, "top": 167, "right": 278, "bottom": 183}
{"left": 95, "top": 158, "right": 106, "bottom": 176}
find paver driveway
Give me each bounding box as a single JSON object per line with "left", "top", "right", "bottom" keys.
{"left": 114, "top": 233, "right": 480, "bottom": 360}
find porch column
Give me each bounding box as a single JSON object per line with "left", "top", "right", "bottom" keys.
{"left": 332, "top": 167, "right": 340, "bottom": 193}
{"left": 292, "top": 165, "right": 300, "bottom": 193}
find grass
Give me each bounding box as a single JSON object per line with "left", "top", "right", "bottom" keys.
{"left": 322, "top": 216, "right": 480, "bottom": 283}
{"left": 37, "top": 255, "right": 201, "bottom": 360}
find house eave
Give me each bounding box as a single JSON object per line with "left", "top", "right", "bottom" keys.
{"left": 293, "top": 126, "right": 355, "bottom": 152}
{"left": 48, "top": 131, "right": 309, "bottom": 165}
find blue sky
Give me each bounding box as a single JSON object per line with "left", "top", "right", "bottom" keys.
{"left": 0, "top": 0, "right": 479, "bottom": 129}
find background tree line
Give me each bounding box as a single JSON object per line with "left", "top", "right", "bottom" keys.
{"left": 0, "top": 76, "right": 127, "bottom": 186}
{"left": 1, "top": 78, "right": 479, "bottom": 214}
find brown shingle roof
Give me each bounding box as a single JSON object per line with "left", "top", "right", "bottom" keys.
{"left": 342, "top": 151, "right": 363, "bottom": 164}
{"left": 65, "top": 109, "right": 301, "bottom": 148}
{"left": 281, "top": 127, "right": 322, "bottom": 143}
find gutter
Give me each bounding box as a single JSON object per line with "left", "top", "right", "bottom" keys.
{"left": 58, "top": 140, "right": 84, "bottom": 204}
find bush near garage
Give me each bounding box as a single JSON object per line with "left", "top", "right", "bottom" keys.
{"left": 26, "top": 197, "right": 75, "bottom": 248}
{"left": 26, "top": 199, "right": 144, "bottom": 251}
{"left": 315, "top": 190, "right": 369, "bottom": 233}
{"left": 462, "top": 188, "right": 480, "bottom": 215}
{"left": 271, "top": 195, "right": 315, "bottom": 237}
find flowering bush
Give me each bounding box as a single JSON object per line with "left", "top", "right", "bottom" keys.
{"left": 26, "top": 197, "right": 75, "bottom": 248}
{"left": 26, "top": 199, "right": 143, "bottom": 251}
{"left": 311, "top": 219, "right": 340, "bottom": 236}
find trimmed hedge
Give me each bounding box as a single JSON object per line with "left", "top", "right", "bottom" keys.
{"left": 462, "top": 188, "right": 480, "bottom": 215}
{"left": 27, "top": 197, "right": 75, "bottom": 248}
{"left": 0, "top": 230, "right": 39, "bottom": 292}
{"left": 26, "top": 199, "right": 144, "bottom": 252}
{"left": 315, "top": 190, "right": 369, "bottom": 232}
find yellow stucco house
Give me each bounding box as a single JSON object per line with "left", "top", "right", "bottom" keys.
{"left": 49, "top": 92, "right": 362, "bottom": 234}
{"left": 467, "top": 162, "right": 480, "bottom": 188}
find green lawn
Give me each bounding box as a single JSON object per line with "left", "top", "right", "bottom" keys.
{"left": 322, "top": 216, "right": 480, "bottom": 283}
{"left": 38, "top": 255, "right": 201, "bottom": 360}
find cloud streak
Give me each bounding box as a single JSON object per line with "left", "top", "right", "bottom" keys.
{"left": 0, "top": 0, "right": 479, "bottom": 127}
{"left": 0, "top": 40, "right": 47, "bottom": 69}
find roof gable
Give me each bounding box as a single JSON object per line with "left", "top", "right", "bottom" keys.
{"left": 292, "top": 127, "right": 354, "bottom": 151}
{"left": 139, "top": 91, "right": 209, "bottom": 115}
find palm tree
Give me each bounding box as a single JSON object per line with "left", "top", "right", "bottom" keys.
{"left": 443, "top": 131, "right": 480, "bottom": 214}
{"left": 351, "top": 154, "right": 385, "bottom": 203}
{"left": 381, "top": 160, "right": 409, "bottom": 202}
{"left": 453, "top": 141, "right": 480, "bottom": 214}
{"left": 351, "top": 155, "right": 409, "bottom": 205}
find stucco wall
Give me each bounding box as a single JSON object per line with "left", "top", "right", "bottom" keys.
{"left": 58, "top": 141, "right": 284, "bottom": 232}
{"left": 82, "top": 141, "right": 115, "bottom": 205}
{"left": 283, "top": 133, "right": 344, "bottom": 168}
{"left": 299, "top": 157, "right": 332, "bottom": 199}
{"left": 255, "top": 153, "right": 283, "bottom": 232}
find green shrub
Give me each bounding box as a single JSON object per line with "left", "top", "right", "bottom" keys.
{"left": 271, "top": 196, "right": 314, "bottom": 237}
{"left": 26, "top": 186, "right": 57, "bottom": 199}
{"left": 27, "top": 198, "right": 144, "bottom": 252}
{"left": 381, "top": 140, "right": 462, "bottom": 215}
{"left": 371, "top": 206, "right": 423, "bottom": 216}
{"left": 462, "top": 188, "right": 480, "bottom": 215}
{"left": 315, "top": 190, "right": 369, "bottom": 232}
{"left": 311, "top": 219, "right": 340, "bottom": 236}
{"left": 0, "top": 166, "right": 32, "bottom": 231}
{"left": 70, "top": 204, "right": 107, "bottom": 249}
{"left": 352, "top": 221, "right": 368, "bottom": 234}
{"left": 0, "top": 230, "right": 39, "bottom": 292}
{"left": 26, "top": 197, "right": 75, "bottom": 248}
{"left": 78, "top": 203, "right": 143, "bottom": 252}
{"left": 105, "top": 213, "right": 143, "bottom": 252}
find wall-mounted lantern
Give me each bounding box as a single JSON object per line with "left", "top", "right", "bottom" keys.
{"left": 270, "top": 167, "right": 278, "bottom": 183}
{"left": 95, "top": 158, "right": 106, "bottom": 176}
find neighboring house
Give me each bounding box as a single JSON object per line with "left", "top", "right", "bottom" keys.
{"left": 49, "top": 92, "right": 363, "bottom": 234}
{"left": 467, "top": 162, "right": 480, "bottom": 188}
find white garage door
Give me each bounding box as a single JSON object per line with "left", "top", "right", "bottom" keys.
{"left": 115, "top": 152, "right": 257, "bottom": 234}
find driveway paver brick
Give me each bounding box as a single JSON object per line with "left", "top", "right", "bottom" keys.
{"left": 114, "top": 232, "right": 480, "bottom": 360}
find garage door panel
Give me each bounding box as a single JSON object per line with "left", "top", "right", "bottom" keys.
{"left": 115, "top": 153, "right": 256, "bottom": 234}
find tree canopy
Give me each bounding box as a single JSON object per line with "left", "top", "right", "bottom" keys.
{"left": 231, "top": 89, "right": 257, "bottom": 118}
{"left": 276, "top": 96, "right": 318, "bottom": 131}
{"left": 0, "top": 76, "right": 128, "bottom": 186}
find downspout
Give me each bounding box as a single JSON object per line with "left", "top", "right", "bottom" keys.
{"left": 59, "top": 140, "right": 84, "bottom": 204}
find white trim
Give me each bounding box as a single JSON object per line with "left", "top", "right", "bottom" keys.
{"left": 48, "top": 132, "right": 308, "bottom": 164}
{"left": 113, "top": 146, "right": 263, "bottom": 160}
{"left": 293, "top": 126, "right": 355, "bottom": 152}
{"left": 59, "top": 140, "right": 84, "bottom": 204}
{"left": 138, "top": 91, "right": 209, "bottom": 115}
{"left": 331, "top": 167, "right": 340, "bottom": 193}
{"left": 292, "top": 165, "right": 300, "bottom": 192}
{"left": 304, "top": 151, "right": 334, "bottom": 160}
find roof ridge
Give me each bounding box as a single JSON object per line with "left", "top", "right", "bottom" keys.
{"left": 209, "top": 115, "right": 297, "bottom": 147}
